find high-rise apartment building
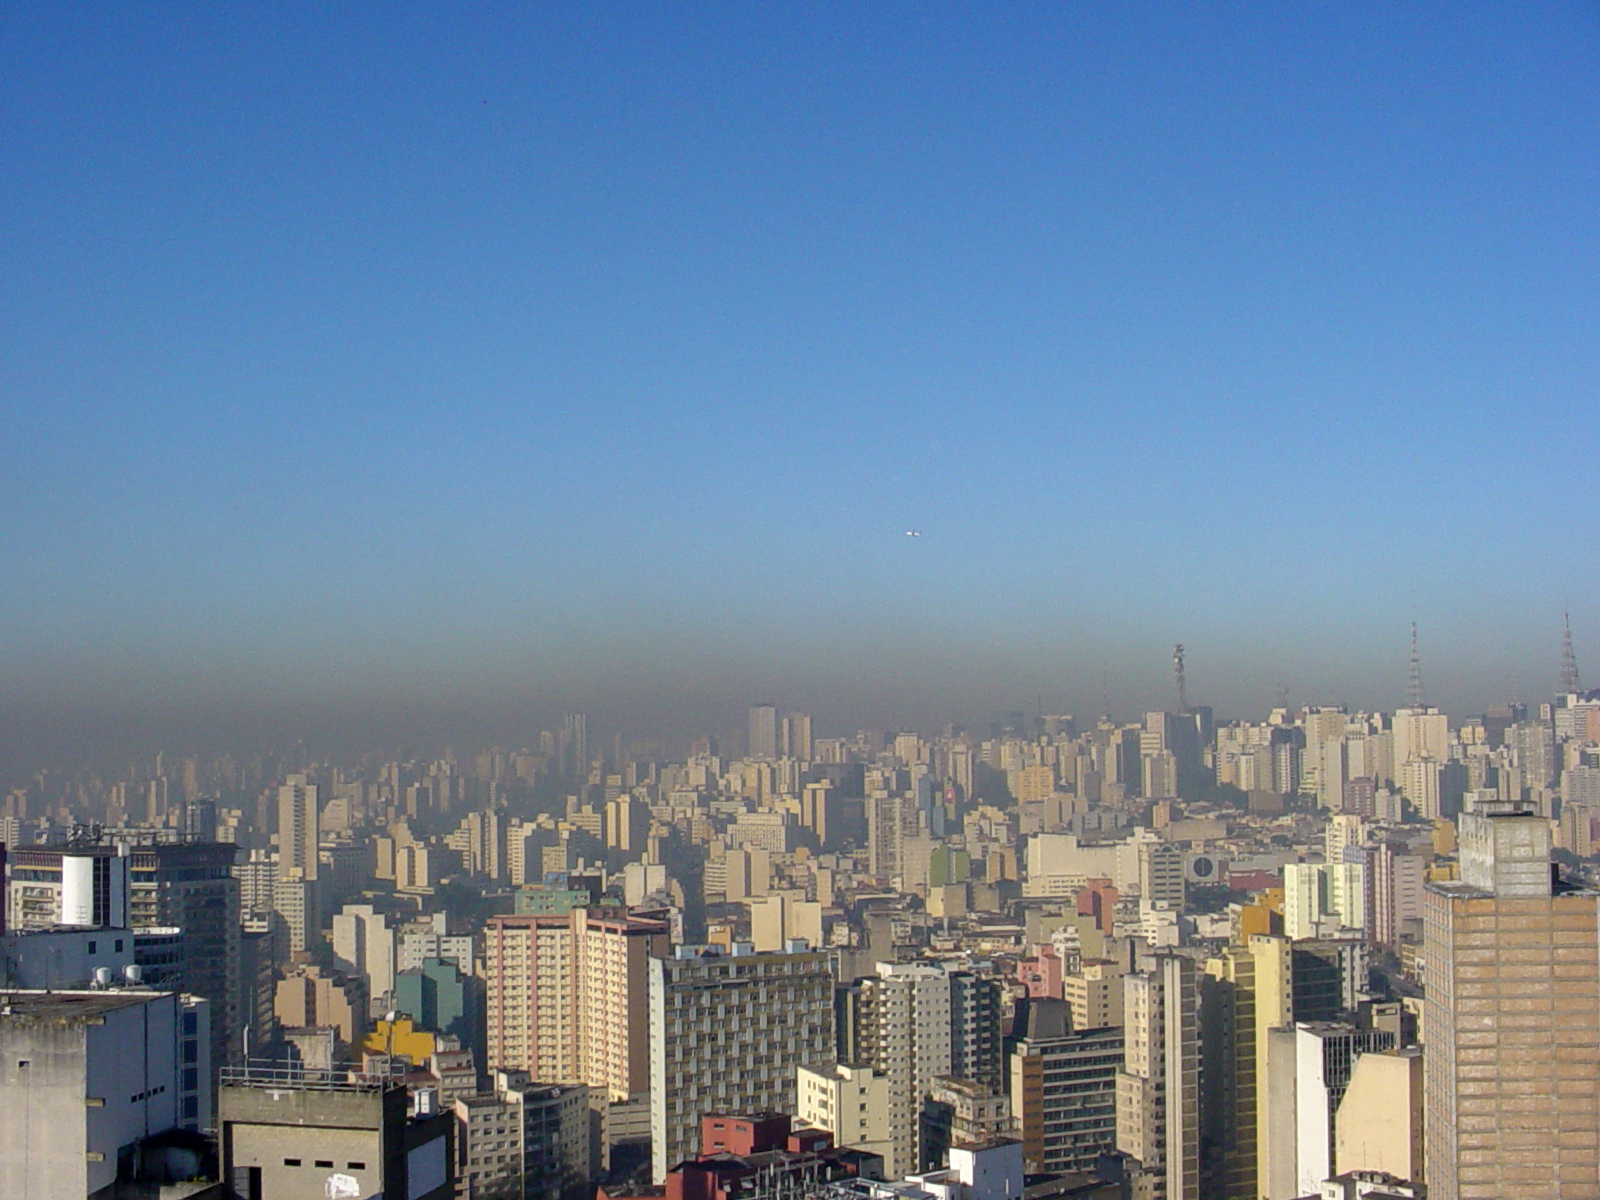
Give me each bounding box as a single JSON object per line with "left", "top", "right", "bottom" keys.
{"left": 1117, "top": 951, "right": 1199, "bottom": 1200}
{"left": 485, "top": 910, "right": 668, "bottom": 1105}
{"left": 647, "top": 943, "right": 834, "bottom": 1182}
{"left": 1283, "top": 862, "right": 1366, "bottom": 939}
{"left": 331, "top": 904, "right": 397, "bottom": 1018}
{"left": 276, "top": 774, "right": 319, "bottom": 881}
{"left": 1138, "top": 839, "right": 1186, "bottom": 910}
{"left": 455, "top": 1071, "right": 592, "bottom": 1200}
{"left": 1200, "top": 937, "right": 1293, "bottom": 1200}
{"left": 748, "top": 703, "right": 780, "bottom": 760}
{"left": 1006, "top": 997, "right": 1123, "bottom": 1175}
{"left": 835, "top": 961, "right": 1005, "bottom": 1177}
{"left": 796, "top": 1063, "right": 894, "bottom": 1164}
{"left": 1424, "top": 802, "right": 1600, "bottom": 1199}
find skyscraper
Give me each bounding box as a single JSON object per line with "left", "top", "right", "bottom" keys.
{"left": 1117, "top": 951, "right": 1199, "bottom": 1200}
{"left": 1424, "top": 801, "right": 1600, "bottom": 1199}
{"left": 1007, "top": 996, "right": 1123, "bottom": 1175}
{"left": 485, "top": 909, "right": 669, "bottom": 1105}
{"left": 835, "top": 960, "right": 1005, "bottom": 1177}
{"left": 748, "top": 703, "right": 780, "bottom": 760}
{"left": 276, "top": 774, "right": 319, "bottom": 881}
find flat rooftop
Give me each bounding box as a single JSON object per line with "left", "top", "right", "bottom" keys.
{"left": 0, "top": 988, "right": 163, "bottom": 1020}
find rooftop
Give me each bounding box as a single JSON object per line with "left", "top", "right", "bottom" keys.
{"left": 0, "top": 988, "right": 165, "bottom": 1020}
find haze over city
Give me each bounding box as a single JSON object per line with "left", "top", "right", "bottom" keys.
{"left": 9, "top": 10, "right": 1600, "bottom": 1200}
{"left": 4, "top": 5, "right": 1597, "bottom": 748}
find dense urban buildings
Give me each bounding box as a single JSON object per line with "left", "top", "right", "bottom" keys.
{"left": 3, "top": 672, "right": 1599, "bottom": 1198}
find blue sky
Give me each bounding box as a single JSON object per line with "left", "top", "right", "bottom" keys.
{"left": 2, "top": 3, "right": 1597, "bottom": 741}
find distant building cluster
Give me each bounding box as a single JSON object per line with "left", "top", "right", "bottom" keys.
{"left": 3, "top": 649, "right": 1600, "bottom": 1199}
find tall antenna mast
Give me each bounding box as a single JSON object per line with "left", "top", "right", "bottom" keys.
{"left": 1560, "top": 609, "right": 1582, "bottom": 695}
{"left": 1407, "top": 621, "right": 1425, "bottom": 710}
{"left": 1173, "top": 644, "right": 1188, "bottom": 714}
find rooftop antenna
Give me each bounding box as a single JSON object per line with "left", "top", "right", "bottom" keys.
{"left": 1560, "top": 609, "right": 1582, "bottom": 695}
{"left": 1173, "top": 644, "right": 1188, "bottom": 714}
{"left": 1407, "top": 622, "right": 1426, "bottom": 710}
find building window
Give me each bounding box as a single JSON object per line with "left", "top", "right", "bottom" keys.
{"left": 347, "top": 1162, "right": 366, "bottom": 1171}
{"left": 315, "top": 1160, "right": 334, "bottom": 1169}
{"left": 284, "top": 1159, "right": 302, "bottom": 1167}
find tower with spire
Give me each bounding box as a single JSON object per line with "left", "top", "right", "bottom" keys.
{"left": 1560, "top": 610, "right": 1582, "bottom": 695}
{"left": 1173, "top": 643, "right": 1188, "bottom": 714}
{"left": 1408, "top": 621, "right": 1426, "bottom": 710}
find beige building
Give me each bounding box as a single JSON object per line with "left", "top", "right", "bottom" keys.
{"left": 1117, "top": 952, "right": 1199, "bottom": 1200}
{"left": 455, "top": 1071, "right": 592, "bottom": 1200}
{"left": 796, "top": 1062, "right": 893, "bottom": 1163}
{"left": 1423, "top": 802, "right": 1600, "bottom": 1199}
{"left": 484, "top": 909, "right": 669, "bottom": 1103}
{"left": 1065, "top": 959, "right": 1126, "bottom": 1032}
{"left": 276, "top": 774, "right": 319, "bottom": 881}
{"left": 275, "top": 965, "right": 366, "bottom": 1044}
{"left": 1336, "top": 1047, "right": 1424, "bottom": 1183}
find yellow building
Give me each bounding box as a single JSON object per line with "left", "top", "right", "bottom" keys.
{"left": 362, "top": 1016, "right": 435, "bottom": 1065}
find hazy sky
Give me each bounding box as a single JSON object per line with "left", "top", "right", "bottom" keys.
{"left": 3, "top": 4, "right": 1597, "bottom": 749}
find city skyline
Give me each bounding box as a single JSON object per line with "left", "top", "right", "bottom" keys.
{"left": 0, "top": 620, "right": 1590, "bottom": 771}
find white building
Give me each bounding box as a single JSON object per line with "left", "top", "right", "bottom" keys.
{"left": 331, "top": 904, "right": 397, "bottom": 1018}
{"left": 1262, "top": 1022, "right": 1396, "bottom": 1199}
{"left": 1283, "top": 862, "right": 1366, "bottom": 940}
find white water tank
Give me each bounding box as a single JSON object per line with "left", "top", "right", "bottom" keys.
{"left": 61, "top": 855, "right": 97, "bottom": 926}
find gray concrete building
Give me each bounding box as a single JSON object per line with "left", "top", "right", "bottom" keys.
{"left": 219, "top": 1066, "right": 453, "bottom": 1200}
{"left": 0, "top": 988, "right": 212, "bottom": 1200}
{"left": 648, "top": 943, "right": 834, "bottom": 1183}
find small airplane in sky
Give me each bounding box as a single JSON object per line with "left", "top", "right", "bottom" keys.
{"left": 904, "top": 530, "right": 922, "bottom": 538}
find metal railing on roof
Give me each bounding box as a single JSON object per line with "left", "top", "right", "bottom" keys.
{"left": 219, "top": 1060, "right": 390, "bottom": 1092}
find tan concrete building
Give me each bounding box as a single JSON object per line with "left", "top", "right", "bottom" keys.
{"left": 648, "top": 944, "right": 835, "bottom": 1182}
{"left": 1117, "top": 951, "right": 1199, "bottom": 1200}
{"left": 797, "top": 1062, "right": 893, "bottom": 1163}
{"left": 275, "top": 965, "right": 366, "bottom": 1044}
{"left": 484, "top": 909, "right": 668, "bottom": 1103}
{"left": 1336, "top": 1047, "right": 1424, "bottom": 1183}
{"left": 1007, "top": 997, "right": 1123, "bottom": 1176}
{"left": 1064, "top": 959, "right": 1126, "bottom": 1032}
{"left": 1423, "top": 802, "right": 1600, "bottom": 1199}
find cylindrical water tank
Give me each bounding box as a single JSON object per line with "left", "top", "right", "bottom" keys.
{"left": 124, "top": 964, "right": 143, "bottom": 985}
{"left": 61, "top": 855, "right": 97, "bottom": 926}
{"left": 94, "top": 966, "right": 115, "bottom": 988}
